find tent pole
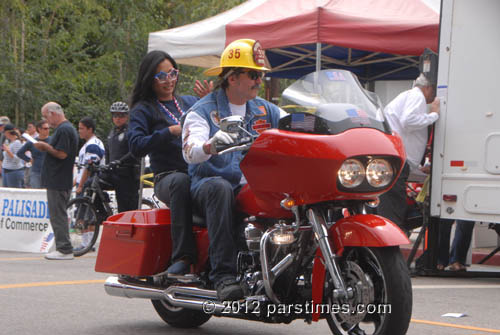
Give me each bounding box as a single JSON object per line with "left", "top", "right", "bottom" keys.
{"left": 315, "top": 42, "right": 321, "bottom": 91}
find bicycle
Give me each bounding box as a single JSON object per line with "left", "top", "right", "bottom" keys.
{"left": 67, "top": 161, "right": 154, "bottom": 256}
{"left": 138, "top": 172, "right": 162, "bottom": 209}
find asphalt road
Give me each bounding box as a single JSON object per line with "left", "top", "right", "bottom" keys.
{"left": 1, "top": 250, "right": 499, "bottom": 335}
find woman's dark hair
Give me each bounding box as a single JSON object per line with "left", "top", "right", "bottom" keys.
{"left": 130, "top": 50, "right": 179, "bottom": 108}
{"left": 79, "top": 116, "right": 96, "bottom": 132}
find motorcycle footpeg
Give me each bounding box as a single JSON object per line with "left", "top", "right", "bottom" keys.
{"left": 153, "top": 272, "right": 202, "bottom": 285}
{"left": 165, "top": 273, "right": 202, "bottom": 284}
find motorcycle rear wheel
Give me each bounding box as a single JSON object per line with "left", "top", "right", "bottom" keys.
{"left": 151, "top": 299, "right": 211, "bottom": 328}
{"left": 325, "top": 246, "right": 412, "bottom": 335}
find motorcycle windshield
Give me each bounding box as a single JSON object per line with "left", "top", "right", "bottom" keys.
{"left": 279, "top": 70, "right": 390, "bottom": 135}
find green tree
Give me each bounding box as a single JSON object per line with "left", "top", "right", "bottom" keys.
{"left": 0, "top": 0, "right": 244, "bottom": 138}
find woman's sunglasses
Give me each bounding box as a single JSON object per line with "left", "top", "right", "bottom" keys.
{"left": 154, "top": 68, "right": 179, "bottom": 83}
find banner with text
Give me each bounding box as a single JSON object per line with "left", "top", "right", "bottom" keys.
{"left": 0, "top": 187, "right": 54, "bottom": 253}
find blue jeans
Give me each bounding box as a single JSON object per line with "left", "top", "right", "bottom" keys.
{"left": 438, "top": 219, "right": 475, "bottom": 266}
{"left": 2, "top": 168, "right": 24, "bottom": 188}
{"left": 192, "top": 177, "right": 239, "bottom": 284}
{"left": 30, "top": 171, "right": 42, "bottom": 189}
{"left": 450, "top": 220, "right": 475, "bottom": 265}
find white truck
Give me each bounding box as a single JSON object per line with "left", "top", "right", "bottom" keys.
{"left": 430, "top": 0, "right": 500, "bottom": 226}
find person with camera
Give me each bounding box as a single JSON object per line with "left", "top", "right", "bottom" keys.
{"left": 1, "top": 124, "right": 24, "bottom": 188}
{"left": 17, "top": 120, "right": 51, "bottom": 189}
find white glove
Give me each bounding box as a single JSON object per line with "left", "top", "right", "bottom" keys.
{"left": 203, "top": 130, "right": 237, "bottom": 155}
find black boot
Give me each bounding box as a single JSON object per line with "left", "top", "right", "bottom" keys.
{"left": 215, "top": 276, "right": 244, "bottom": 301}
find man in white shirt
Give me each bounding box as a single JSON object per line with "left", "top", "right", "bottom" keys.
{"left": 74, "top": 116, "right": 105, "bottom": 251}
{"left": 377, "top": 73, "right": 440, "bottom": 232}
{"left": 75, "top": 116, "right": 105, "bottom": 194}
{"left": 182, "top": 39, "right": 281, "bottom": 301}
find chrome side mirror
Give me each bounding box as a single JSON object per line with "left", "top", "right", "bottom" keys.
{"left": 220, "top": 115, "right": 244, "bottom": 133}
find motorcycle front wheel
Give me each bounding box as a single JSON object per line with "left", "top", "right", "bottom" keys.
{"left": 325, "top": 246, "right": 412, "bottom": 335}
{"left": 66, "top": 198, "right": 101, "bottom": 257}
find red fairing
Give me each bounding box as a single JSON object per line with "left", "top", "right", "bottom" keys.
{"left": 239, "top": 128, "right": 405, "bottom": 216}
{"left": 329, "top": 214, "right": 410, "bottom": 252}
{"left": 236, "top": 184, "right": 293, "bottom": 218}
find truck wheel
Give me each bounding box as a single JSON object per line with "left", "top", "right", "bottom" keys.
{"left": 151, "top": 299, "right": 211, "bottom": 328}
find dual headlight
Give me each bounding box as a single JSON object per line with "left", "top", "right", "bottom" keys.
{"left": 338, "top": 158, "right": 394, "bottom": 189}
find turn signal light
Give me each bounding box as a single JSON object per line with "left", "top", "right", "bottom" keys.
{"left": 365, "top": 197, "right": 380, "bottom": 208}
{"left": 281, "top": 197, "right": 296, "bottom": 210}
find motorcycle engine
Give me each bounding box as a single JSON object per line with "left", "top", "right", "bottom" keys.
{"left": 239, "top": 221, "right": 300, "bottom": 298}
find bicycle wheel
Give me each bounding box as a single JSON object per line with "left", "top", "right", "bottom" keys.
{"left": 140, "top": 198, "right": 155, "bottom": 209}
{"left": 67, "top": 198, "right": 101, "bottom": 256}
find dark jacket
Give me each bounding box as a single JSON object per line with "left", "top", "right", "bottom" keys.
{"left": 128, "top": 96, "right": 197, "bottom": 175}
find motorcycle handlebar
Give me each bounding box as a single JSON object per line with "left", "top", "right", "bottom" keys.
{"left": 76, "top": 160, "right": 123, "bottom": 173}
{"left": 215, "top": 134, "right": 255, "bottom": 154}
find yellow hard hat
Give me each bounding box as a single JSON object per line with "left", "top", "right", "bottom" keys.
{"left": 204, "top": 39, "right": 270, "bottom": 76}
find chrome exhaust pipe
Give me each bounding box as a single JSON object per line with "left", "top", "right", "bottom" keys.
{"left": 105, "top": 276, "right": 164, "bottom": 300}
{"left": 104, "top": 276, "right": 226, "bottom": 312}
{"left": 164, "top": 286, "right": 225, "bottom": 313}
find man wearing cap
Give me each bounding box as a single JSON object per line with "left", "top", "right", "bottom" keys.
{"left": 182, "top": 39, "right": 281, "bottom": 301}
{"left": 105, "top": 101, "right": 140, "bottom": 212}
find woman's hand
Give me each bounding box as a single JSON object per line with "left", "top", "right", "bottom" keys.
{"left": 193, "top": 80, "right": 213, "bottom": 98}
{"left": 169, "top": 125, "right": 182, "bottom": 137}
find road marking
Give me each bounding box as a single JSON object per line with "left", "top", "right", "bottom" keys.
{"left": 0, "top": 279, "right": 105, "bottom": 289}
{"left": 1, "top": 280, "right": 499, "bottom": 334}
{"left": 413, "top": 285, "right": 500, "bottom": 289}
{"left": 0, "top": 255, "right": 96, "bottom": 261}
{"left": 411, "top": 319, "right": 500, "bottom": 333}
{"left": 0, "top": 257, "right": 42, "bottom": 261}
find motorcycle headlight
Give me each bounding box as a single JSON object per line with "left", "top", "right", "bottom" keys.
{"left": 338, "top": 159, "right": 365, "bottom": 188}
{"left": 366, "top": 159, "right": 393, "bottom": 187}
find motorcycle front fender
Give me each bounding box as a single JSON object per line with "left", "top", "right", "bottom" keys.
{"left": 329, "top": 214, "right": 410, "bottom": 253}
{"left": 310, "top": 214, "right": 409, "bottom": 322}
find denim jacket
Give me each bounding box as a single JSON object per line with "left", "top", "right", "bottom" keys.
{"left": 183, "top": 89, "right": 280, "bottom": 192}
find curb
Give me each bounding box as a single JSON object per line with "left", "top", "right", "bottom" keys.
{"left": 400, "top": 246, "right": 500, "bottom": 266}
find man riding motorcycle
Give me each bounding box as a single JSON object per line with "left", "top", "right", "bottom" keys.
{"left": 182, "top": 38, "right": 281, "bottom": 301}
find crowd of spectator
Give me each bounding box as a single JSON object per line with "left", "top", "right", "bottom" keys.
{"left": 0, "top": 116, "right": 49, "bottom": 188}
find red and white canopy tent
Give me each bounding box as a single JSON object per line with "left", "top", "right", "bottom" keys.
{"left": 148, "top": 0, "right": 440, "bottom": 81}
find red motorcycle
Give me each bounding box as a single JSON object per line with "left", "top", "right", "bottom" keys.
{"left": 95, "top": 70, "right": 412, "bottom": 335}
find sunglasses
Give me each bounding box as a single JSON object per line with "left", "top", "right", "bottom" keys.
{"left": 242, "top": 70, "right": 265, "bottom": 80}
{"left": 112, "top": 113, "right": 127, "bottom": 118}
{"left": 154, "top": 68, "right": 179, "bottom": 83}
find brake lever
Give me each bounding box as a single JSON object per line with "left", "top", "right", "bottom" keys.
{"left": 218, "top": 143, "right": 252, "bottom": 155}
